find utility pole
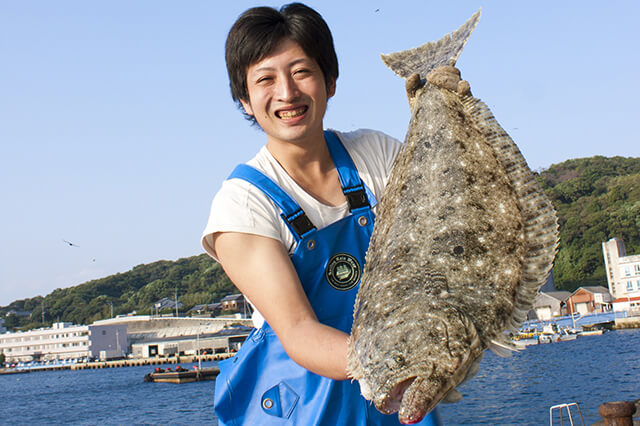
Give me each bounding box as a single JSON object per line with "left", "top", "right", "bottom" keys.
{"left": 175, "top": 288, "right": 179, "bottom": 317}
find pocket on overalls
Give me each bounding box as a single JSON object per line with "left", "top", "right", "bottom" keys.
{"left": 213, "top": 327, "right": 266, "bottom": 425}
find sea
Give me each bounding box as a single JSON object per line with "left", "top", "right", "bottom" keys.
{"left": 2, "top": 329, "right": 639, "bottom": 426}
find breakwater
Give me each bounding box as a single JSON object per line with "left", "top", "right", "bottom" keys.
{"left": 2, "top": 353, "right": 234, "bottom": 374}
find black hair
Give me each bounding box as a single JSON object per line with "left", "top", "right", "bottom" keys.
{"left": 225, "top": 3, "right": 339, "bottom": 123}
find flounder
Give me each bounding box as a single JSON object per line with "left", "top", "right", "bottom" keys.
{"left": 346, "top": 10, "right": 559, "bottom": 424}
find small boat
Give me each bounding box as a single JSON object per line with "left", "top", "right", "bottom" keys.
{"left": 0, "top": 368, "right": 30, "bottom": 375}
{"left": 579, "top": 329, "right": 604, "bottom": 336}
{"left": 144, "top": 365, "right": 220, "bottom": 384}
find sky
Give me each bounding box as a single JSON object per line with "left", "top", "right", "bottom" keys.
{"left": 1, "top": 1, "right": 639, "bottom": 306}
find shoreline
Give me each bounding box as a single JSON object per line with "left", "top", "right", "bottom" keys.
{"left": 1, "top": 352, "right": 235, "bottom": 374}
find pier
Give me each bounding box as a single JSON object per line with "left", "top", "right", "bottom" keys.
{"left": 1, "top": 353, "right": 235, "bottom": 373}
{"left": 71, "top": 352, "right": 234, "bottom": 370}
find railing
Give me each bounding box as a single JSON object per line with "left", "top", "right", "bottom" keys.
{"left": 549, "top": 402, "right": 585, "bottom": 426}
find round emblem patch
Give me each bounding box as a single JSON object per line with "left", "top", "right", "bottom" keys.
{"left": 325, "top": 253, "right": 361, "bottom": 291}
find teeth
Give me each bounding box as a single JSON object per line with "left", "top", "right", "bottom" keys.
{"left": 278, "top": 107, "right": 306, "bottom": 119}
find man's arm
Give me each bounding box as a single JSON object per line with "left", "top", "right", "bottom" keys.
{"left": 214, "top": 231, "right": 350, "bottom": 380}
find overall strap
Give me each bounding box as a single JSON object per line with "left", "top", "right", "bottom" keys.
{"left": 324, "top": 131, "right": 377, "bottom": 213}
{"left": 228, "top": 164, "right": 316, "bottom": 241}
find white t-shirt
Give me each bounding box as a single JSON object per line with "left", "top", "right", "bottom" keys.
{"left": 201, "top": 128, "right": 402, "bottom": 326}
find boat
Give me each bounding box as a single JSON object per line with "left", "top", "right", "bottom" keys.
{"left": 144, "top": 365, "right": 220, "bottom": 384}
{"left": 0, "top": 368, "right": 30, "bottom": 375}
{"left": 579, "top": 329, "right": 604, "bottom": 336}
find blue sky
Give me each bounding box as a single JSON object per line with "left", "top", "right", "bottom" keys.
{"left": 1, "top": 1, "right": 638, "bottom": 306}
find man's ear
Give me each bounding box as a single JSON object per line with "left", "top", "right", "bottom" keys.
{"left": 327, "top": 78, "right": 336, "bottom": 99}
{"left": 239, "top": 98, "right": 254, "bottom": 117}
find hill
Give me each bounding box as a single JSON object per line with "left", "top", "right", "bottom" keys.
{"left": 2, "top": 156, "right": 639, "bottom": 331}
{"left": 537, "top": 156, "right": 640, "bottom": 290}
{"left": 1, "top": 254, "right": 235, "bottom": 331}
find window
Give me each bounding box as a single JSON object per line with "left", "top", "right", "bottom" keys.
{"left": 625, "top": 266, "right": 631, "bottom": 277}
{"left": 628, "top": 281, "right": 634, "bottom": 291}
{"left": 635, "top": 264, "right": 640, "bottom": 274}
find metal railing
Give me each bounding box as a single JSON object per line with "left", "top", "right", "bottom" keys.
{"left": 549, "top": 402, "right": 585, "bottom": 426}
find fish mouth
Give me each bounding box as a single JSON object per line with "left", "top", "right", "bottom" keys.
{"left": 378, "top": 376, "right": 431, "bottom": 424}
{"left": 275, "top": 105, "right": 308, "bottom": 120}
{"left": 378, "top": 376, "right": 416, "bottom": 414}
{"left": 375, "top": 363, "right": 432, "bottom": 416}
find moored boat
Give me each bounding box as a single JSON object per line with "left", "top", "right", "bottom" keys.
{"left": 144, "top": 365, "right": 220, "bottom": 384}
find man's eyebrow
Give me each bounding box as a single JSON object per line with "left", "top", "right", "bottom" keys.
{"left": 251, "top": 58, "right": 313, "bottom": 74}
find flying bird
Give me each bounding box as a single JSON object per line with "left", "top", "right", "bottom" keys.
{"left": 63, "top": 239, "right": 80, "bottom": 247}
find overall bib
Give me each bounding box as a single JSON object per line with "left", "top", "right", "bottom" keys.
{"left": 214, "top": 131, "right": 441, "bottom": 426}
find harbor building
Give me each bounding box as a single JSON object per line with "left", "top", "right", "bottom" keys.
{"left": 565, "top": 286, "right": 612, "bottom": 314}
{"left": 531, "top": 291, "right": 571, "bottom": 320}
{"left": 0, "top": 322, "right": 128, "bottom": 364}
{"left": 92, "top": 315, "right": 253, "bottom": 357}
{"left": 602, "top": 237, "right": 640, "bottom": 300}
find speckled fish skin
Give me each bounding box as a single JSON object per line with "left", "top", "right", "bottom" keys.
{"left": 346, "top": 10, "right": 558, "bottom": 424}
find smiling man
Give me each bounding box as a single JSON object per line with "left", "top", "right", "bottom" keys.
{"left": 202, "top": 3, "right": 447, "bottom": 425}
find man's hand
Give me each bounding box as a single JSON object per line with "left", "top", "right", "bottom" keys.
{"left": 426, "top": 65, "right": 471, "bottom": 96}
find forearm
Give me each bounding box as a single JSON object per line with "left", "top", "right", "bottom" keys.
{"left": 280, "top": 318, "right": 349, "bottom": 380}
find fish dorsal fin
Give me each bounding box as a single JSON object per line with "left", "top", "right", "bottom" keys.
{"left": 381, "top": 9, "right": 481, "bottom": 80}
{"left": 462, "top": 95, "right": 560, "bottom": 334}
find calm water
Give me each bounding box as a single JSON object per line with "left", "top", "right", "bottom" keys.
{"left": 2, "top": 329, "right": 639, "bottom": 425}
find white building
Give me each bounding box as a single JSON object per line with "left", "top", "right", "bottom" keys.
{"left": 602, "top": 237, "right": 640, "bottom": 300}
{"left": 0, "top": 322, "right": 127, "bottom": 363}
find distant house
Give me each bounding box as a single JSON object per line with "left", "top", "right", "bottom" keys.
{"left": 221, "top": 294, "right": 251, "bottom": 314}
{"left": 5, "top": 310, "right": 30, "bottom": 318}
{"left": 611, "top": 295, "right": 640, "bottom": 314}
{"left": 187, "top": 303, "right": 222, "bottom": 317}
{"left": 565, "top": 286, "right": 612, "bottom": 314}
{"left": 531, "top": 291, "right": 571, "bottom": 320}
{"left": 153, "top": 298, "right": 183, "bottom": 313}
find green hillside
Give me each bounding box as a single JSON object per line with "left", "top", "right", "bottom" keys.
{"left": 537, "top": 156, "right": 640, "bottom": 290}
{"left": 2, "top": 156, "right": 639, "bottom": 332}
{"left": 1, "top": 254, "right": 235, "bottom": 331}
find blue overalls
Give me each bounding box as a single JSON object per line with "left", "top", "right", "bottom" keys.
{"left": 214, "top": 131, "right": 441, "bottom": 426}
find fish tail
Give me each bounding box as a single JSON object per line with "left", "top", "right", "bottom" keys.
{"left": 380, "top": 9, "right": 481, "bottom": 80}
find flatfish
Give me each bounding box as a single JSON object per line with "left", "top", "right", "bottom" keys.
{"left": 346, "top": 10, "right": 559, "bottom": 424}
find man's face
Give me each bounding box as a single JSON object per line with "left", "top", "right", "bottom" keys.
{"left": 240, "top": 38, "right": 335, "bottom": 147}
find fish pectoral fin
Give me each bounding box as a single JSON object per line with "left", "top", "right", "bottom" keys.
{"left": 488, "top": 336, "right": 518, "bottom": 357}
{"left": 441, "top": 387, "right": 463, "bottom": 403}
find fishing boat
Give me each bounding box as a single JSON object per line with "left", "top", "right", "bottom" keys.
{"left": 144, "top": 365, "right": 220, "bottom": 384}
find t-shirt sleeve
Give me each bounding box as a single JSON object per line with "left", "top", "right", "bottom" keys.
{"left": 201, "top": 178, "right": 284, "bottom": 261}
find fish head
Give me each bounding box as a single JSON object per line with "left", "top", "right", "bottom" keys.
{"left": 349, "top": 301, "right": 483, "bottom": 424}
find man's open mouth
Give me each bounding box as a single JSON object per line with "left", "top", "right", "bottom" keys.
{"left": 276, "top": 106, "right": 308, "bottom": 119}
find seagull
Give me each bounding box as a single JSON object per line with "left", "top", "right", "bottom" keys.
{"left": 63, "top": 239, "right": 80, "bottom": 247}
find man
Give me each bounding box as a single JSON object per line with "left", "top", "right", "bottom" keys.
{"left": 202, "top": 3, "right": 463, "bottom": 424}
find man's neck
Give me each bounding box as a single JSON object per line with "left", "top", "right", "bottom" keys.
{"left": 266, "top": 131, "right": 346, "bottom": 207}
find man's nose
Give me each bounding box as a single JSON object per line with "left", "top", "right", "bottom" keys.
{"left": 275, "top": 75, "right": 298, "bottom": 101}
